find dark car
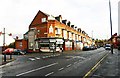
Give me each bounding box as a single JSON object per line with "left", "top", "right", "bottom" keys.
{"left": 83, "top": 46, "right": 89, "bottom": 51}
{"left": 89, "top": 46, "right": 95, "bottom": 50}
{"left": 13, "top": 49, "right": 26, "bottom": 55}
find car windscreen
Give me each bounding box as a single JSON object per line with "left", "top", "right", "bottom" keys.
{"left": 105, "top": 45, "right": 111, "bottom": 47}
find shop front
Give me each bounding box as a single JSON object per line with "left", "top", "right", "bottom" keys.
{"left": 35, "top": 38, "right": 64, "bottom": 52}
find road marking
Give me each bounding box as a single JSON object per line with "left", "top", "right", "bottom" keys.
{"left": 45, "top": 56, "right": 48, "bottom": 58}
{"left": 45, "top": 72, "right": 54, "bottom": 76}
{"left": 66, "top": 58, "right": 73, "bottom": 61}
{"left": 0, "top": 65, "right": 4, "bottom": 68}
{"left": 67, "top": 64, "right": 71, "bottom": 67}
{"left": 35, "top": 57, "right": 40, "bottom": 60}
{"left": 29, "top": 58, "right": 35, "bottom": 61}
{"left": 83, "top": 53, "right": 109, "bottom": 78}
{"left": 0, "top": 71, "right": 5, "bottom": 74}
{"left": 58, "top": 67, "right": 64, "bottom": 71}
{"left": 74, "top": 62, "right": 77, "bottom": 64}
{"left": 16, "top": 62, "right": 58, "bottom": 76}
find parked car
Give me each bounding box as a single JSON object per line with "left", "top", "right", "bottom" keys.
{"left": 83, "top": 46, "right": 89, "bottom": 51}
{"left": 2, "top": 48, "right": 14, "bottom": 55}
{"left": 89, "top": 46, "right": 95, "bottom": 50}
{"left": 105, "top": 44, "right": 111, "bottom": 50}
{"left": 12, "top": 49, "right": 26, "bottom": 55}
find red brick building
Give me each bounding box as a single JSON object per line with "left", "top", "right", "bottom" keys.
{"left": 15, "top": 39, "right": 28, "bottom": 51}
{"left": 15, "top": 10, "right": 93, "bottom": 52}
{"left": 108, "top": 33, "right": 120, "bottom": 48}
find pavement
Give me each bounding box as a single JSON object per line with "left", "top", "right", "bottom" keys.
{"left": 91, "top": 49, "right": 120, "bottom": 77}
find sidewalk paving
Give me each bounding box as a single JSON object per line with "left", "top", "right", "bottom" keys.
{"left": 92, "top": 49, "right": 120, "bottom": 77}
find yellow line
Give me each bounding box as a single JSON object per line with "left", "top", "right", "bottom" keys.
{"left": 83, "top": 53, "right": 109, "bottom": 78}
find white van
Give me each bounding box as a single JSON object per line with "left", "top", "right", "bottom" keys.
{"left": 105, "top": 44, "right": 111, "bottom": 50}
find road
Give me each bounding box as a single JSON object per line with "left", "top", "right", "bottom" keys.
{"left": 1, "top": 47, "right": 109, "bottom": 77}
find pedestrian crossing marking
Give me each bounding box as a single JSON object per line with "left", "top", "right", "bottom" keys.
{"left": 35, "top": 57, "right": 40, "bottom": 60}
{"left": 29, "top": 58, "right": 35, "bottom": 61}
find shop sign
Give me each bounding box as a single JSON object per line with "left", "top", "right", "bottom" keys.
{"left": 39, "top": 39, "right": 49, "bottom": 43}
{"left": 49, "top": 25, "right": 53, "bottom": 34}
{"left": 56, "top": 39, "right": 64, "bottom": 44}
{"left": 49, "top": 39, "right": 56, "bottom": 42}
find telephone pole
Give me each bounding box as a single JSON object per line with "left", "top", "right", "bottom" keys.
{"left": 109, "top": 0, "right": 113, "bottom": 54}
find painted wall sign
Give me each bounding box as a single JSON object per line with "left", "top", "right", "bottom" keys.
{"left": 49, "top": 25, "right": 53, "bottom": 34}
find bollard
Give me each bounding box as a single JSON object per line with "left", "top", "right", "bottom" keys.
{"left": 4, "top": 54, "right": 6, "bottom": 62}
{"left": 10, "top": 54, "right": 12, "bottom": 59}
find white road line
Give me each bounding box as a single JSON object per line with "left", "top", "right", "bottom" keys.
{"left": 42, "top": 56, "right": 46, "bottom": 59}
{"left": 67, "top": 64, "right": 71, "bottom": 67}
{"left": 66, "top": 58, "right": 72, "bottom": 61}
{"left": 35, "top": 57, "right": 40, "bottom": 60}
{"left": 16, "top": 62, "right": 58, "bottom": 76}
{"left": 0, "top": 71, "right": 5, "bottom": 74}
{"left": 45, "top": 72, "right": 54, "bottom": 76}
{"left": 45, "top": 56, "right": 48, "bottom": 58}
{"left": 74, "top": 62, "right": 77, "bottom": 64}
{"left": 58, "top": 67, "right": 64, "bottom": 71}
{"left": 0, "top": 65, "right": 5, "bottom": 68}
{"left": 29, "top": 58, "right": 35, "bottom": 61}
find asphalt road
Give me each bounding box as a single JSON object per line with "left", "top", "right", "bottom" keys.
{"left": 1, "top": 47, "right": 109, "bottom": 77}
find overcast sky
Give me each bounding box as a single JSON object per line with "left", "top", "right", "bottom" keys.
{"left": 0, "top": 0, "right": 119, "bottom": 46}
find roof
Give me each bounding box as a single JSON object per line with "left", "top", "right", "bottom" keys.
{"left": 24, "top": 31, "right": 29, "bottom": 35}
{"left": 38, "top": 10, "right": 50, "bottom": 16}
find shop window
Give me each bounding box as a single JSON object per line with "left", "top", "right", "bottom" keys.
{"left": 55, "top": 28, "right": 61, "bottom": 35}
{"left": 29, "top": 42, "right": 33, "bottom": 49}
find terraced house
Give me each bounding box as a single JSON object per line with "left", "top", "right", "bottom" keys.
{"left": 15, "top": 10, "right": 93, "bottom": 52}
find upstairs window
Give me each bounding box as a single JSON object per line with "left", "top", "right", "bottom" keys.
{"left": 19, "top": 42, "right": 22, "bottom": 47}
{"left": 42, "top": 18, "right": 46, "bottom": 22}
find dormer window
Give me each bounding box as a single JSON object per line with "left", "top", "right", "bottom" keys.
{"left": 42, "top": 18, "right": 46, "bottom": 22}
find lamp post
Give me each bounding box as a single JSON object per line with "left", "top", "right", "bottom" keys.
{"left": 109, "top": 0, "right": 113, "bottom": 54}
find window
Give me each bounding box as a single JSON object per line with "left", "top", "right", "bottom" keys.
{"left": 55, "top": 28, "right": 61, "bottom": 35}
{"left": 42, "top": 18, "right": 46, "bottom": 22}
{"left": 19, "top": 42, "right": 22, "bottom": 47}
